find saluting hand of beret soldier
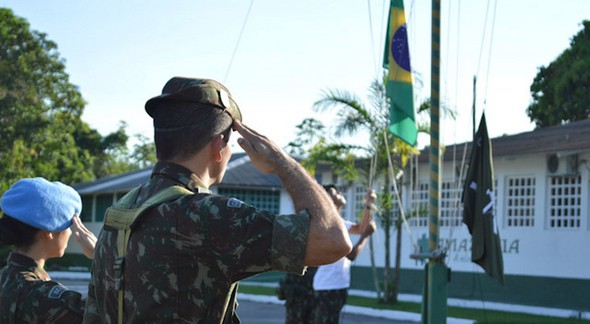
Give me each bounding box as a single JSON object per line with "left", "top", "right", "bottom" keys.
{"left": 233, "top": 120, "right": 290, "bottom": 175}
{"left": 71, "top": 215, "right": 97, "bottom": 259}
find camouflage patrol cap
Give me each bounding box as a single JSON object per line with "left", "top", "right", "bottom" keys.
{"left": 145, "top": 77, "right": 242, "bottom": 122}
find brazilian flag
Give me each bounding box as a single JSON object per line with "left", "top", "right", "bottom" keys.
{"left": 462, "top": 113, "right": 505, "bottom": 286}
{"left": 383, "top": 0, "right": 417, "bottom": 147}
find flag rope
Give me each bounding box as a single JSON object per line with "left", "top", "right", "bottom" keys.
{"left": 383, "top": 130, "right": 418, "bottom": 253}
{"left": 442, "top": 138, "right": 469, "bottom": 262}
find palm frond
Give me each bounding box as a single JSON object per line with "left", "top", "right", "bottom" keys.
{"left": 314, "top": 89, "right": 378, "bottom": 137}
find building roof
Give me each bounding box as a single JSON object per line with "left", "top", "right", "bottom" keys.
{"left": 419, "top": 118, "right": 590, "bottom": 162}
{"left": 73, "top": 152, "right": 282, "bottom": 194}
{"left": 219, "top": 154, "right": 283, "bottom": 189}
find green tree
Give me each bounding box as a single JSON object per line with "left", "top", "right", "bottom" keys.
{"left": 289, "top": 74, "right": 427, "bottom": 303}
{"left": 0, "top": 8, "right": 150, "bottom": 192}
{"left": 527, "top": 20, "right": 590, "bottom": 127}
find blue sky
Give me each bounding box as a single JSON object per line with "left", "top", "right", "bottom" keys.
{"left": 2, "top": 0, "right": 589, "bottom": 150}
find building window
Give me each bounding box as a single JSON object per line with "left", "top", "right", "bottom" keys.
{"left": 95, "top": 194, "right": 115, "bottom": 222}
{"left": 440, "top": 181, "right": 463, "bottom": 227}
{"left": 548, "top": 175, "right": 581, "bottom": 228}
{"left": 506, "top": 176, "right": 536, "bottom": 227}
{"left": 218, "top": 188, "right": 280, "bottom": 214}
{"left": 410, "top": 182, "right": 428, "bottom": 227}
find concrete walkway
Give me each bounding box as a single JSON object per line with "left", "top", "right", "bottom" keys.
{"left": 238, "top": 293, "right": 474, "bottom": 324}
{"left": 55, "top": 272, "right": 474, "bottom": 323}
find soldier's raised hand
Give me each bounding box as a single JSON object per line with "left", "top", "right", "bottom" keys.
{"left": 233, "top": 120, "right": 290, "bottom": 175}
{"left": 71, "top": 215, "right": 97, "bottom": 259}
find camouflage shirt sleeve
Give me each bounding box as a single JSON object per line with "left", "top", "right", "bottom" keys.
{"left": 19, "top": 281, "right": 84, "bottom": 323}
{"left": 271, "top": 209, "right": 310, "bottom": 274}
{"left": 1, "top": 252, "right": 84, "bottom": 324}
{"left": 205, "top": 195, "right": 310, "bottom": 281}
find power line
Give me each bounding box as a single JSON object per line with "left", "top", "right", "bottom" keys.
{"left": 224, "top": 0, "right": 255, "bottom": 84}
{"left": 482, "top": 0, "right": 498, "bottom": 111}
{"left": 367, "top": 0, "right": 380, "bottom": 76}
{"left": 476, "top": 0, "right": 493, "bottom": 78}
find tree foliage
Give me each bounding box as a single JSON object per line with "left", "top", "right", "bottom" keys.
{"left": 527, "top": 20, "right": 590, "bottom": 127}
{"left": 0, "top": 8, "right": 155, "bottom": 192}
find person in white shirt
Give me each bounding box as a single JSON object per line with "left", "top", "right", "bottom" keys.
{"left": 313, "top": 185, "right": 377, "bottom": 324}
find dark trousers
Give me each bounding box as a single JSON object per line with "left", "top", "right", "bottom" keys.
{"left": 285, "top": 297, "right": 316, "bottom": 324}
{"left": 313, "top": 288, "right": 348, "bottom": 324}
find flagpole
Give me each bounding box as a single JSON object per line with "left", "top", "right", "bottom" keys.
{"left": 422, "top": 0, "right": 449, "bottom": 322}
{"left": 428, "top": 0, "right": 441, "bottom": 260}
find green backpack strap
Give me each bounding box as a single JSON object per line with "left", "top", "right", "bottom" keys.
{"left": 105, "top": 185, "right": 194, "bottom": 230}
{"left": 103, "top": 185, "right": 194, "bottom": 324}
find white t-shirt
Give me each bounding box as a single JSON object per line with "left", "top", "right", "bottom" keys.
{"left": 313, "top": 220, "right": 354, "bottom": 291}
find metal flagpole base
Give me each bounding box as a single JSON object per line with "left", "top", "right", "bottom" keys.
{"left": 421, "top": 260, "right": 450, "bottom": 324}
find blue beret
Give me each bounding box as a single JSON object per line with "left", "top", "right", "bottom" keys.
{"left": 1, "top": 177, "right": 82, "bottom": 232}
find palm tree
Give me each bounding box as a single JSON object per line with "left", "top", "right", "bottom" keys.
{"left": 289, "top": 73, "right": 427, "bottom": 303}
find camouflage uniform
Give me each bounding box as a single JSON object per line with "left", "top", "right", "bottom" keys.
{"left": 83, "top": 161, "right": 310, "bottom": 323}
{"left": 283, "top": 266, "right": 317, "bottom": 324}
{"left": 0, "top": 252, "right": 84, "bottom": 323}
{"left": 313, "top": 289, "right": 348, "bottom": 324}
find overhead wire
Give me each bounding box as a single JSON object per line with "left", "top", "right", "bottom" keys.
{"left": 454, "top": 0, "right": 461, "bottom": 105}
{"left": 366, "top": 1, "right": 385, "bottom": 299}
{"left": 367, "top": 0, "right": 379, "bottom": 76}
{"left": 482, "top": 0, "right": 498, "bottom": 111}
{"left": 448, "top": 2, "right": 459, "bottom": 259}
{"left": 442, "top": 0, "right": 500, "bottom": 265}
{"left": 445, "top": 0, "right": 467, "bottom": 265}
{"left": 478, "top": 3, "right": 498, "bottom": 316}
{"left": 383, "top": 130, "right": 418, "bottom": 253}
{"left": 475, "top": 0, "right": 499, "bottom": 114}
{"left": 476, "top": 0, "right": 493, "bottom": 78}
{"left": 223, "top": 0, "right": 255, "bottom": 84}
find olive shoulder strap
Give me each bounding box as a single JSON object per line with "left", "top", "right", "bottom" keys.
{"left": 103, "top": 185, "right": 194, "bottom": 324}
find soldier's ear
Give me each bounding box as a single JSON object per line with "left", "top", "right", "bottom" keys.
{"left": 38, "top": 230, "right": 53, "bottom": 241}
{"left": 211, "top": 134, "right": 225, "bottom": 162}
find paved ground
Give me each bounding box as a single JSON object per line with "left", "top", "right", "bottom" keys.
{"left": 59, "top": 275, "right": 472, "bottom": 323}
{"left": 61, "top": 277, "right": 419, "bottom": 323}
{"left": 235, "top": 298, "right": 417, "bottom": 324}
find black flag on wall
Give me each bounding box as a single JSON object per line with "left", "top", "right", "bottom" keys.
{"left": 462, "top": 113, "right": 505, "bottom": 286}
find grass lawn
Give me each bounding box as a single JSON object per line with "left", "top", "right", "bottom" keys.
{"left": 238, "top": 285, "right": 589, "bottom": 324}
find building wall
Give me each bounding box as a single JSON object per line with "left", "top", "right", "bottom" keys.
{"left": 341, "top": 151, "right": 590, "bottom": 311}
{"left": 349, "top": 266, "right": 590, "bottom": 311}
{"left": 355, "top": 152, "right": 590, "bottom": 280}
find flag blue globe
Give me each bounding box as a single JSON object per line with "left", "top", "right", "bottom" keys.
{"left": 391, "top": 24, "right": 411, "bottom": 72}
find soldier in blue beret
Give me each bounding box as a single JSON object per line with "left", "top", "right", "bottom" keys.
{"left": 83, "top": 77, "right": 353, "bottom": 324}
{"left": 0, "top": 177, "right": 97, "bottom": 323}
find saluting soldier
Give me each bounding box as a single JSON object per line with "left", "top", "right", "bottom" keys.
{"left": 83, "top": 77, "right": 352, "bottom": 323}
{"left": 0, "top": 177, "right": 97, "bottom": 323}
